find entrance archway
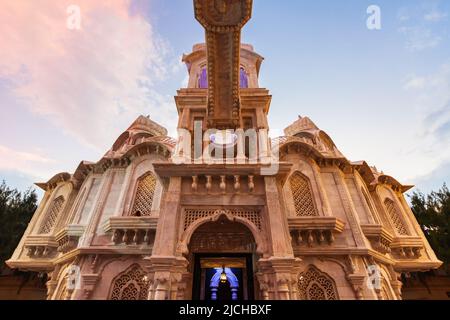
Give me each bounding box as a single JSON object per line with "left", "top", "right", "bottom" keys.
{"left": 188, "top": 215, "right": 257, "bottom": 300}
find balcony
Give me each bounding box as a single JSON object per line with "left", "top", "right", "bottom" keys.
{"left": 24, "top": 235, "right": 58, "bottom": 258}
{"left": 55, "top": 225, "right": 85, "bottom": 254}
{"left": 361, "top": 224, "right": 394, "bottom": 254}
{"left": 390, "top": 236, "right": 423, "bottom": 259}
{"left": 288, "top": 217, "right": 345, "bottom": 247}
{"left": 102, "top": 216, "right": 158, "bottom": 246}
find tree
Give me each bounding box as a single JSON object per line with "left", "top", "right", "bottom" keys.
{"left": 410, "top": 184, "right": 450, "bottom": 273}
{"left": 0, "top": 181, "right": 38, "bottom": 272}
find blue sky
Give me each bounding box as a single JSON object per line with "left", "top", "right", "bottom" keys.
{"left": 0, "top": 0, "right": 449, "bottom": 199}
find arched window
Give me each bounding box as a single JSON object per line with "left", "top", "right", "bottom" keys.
{"left": 131, "top": 172, "right": 157, "bottom": 217}
{"left": 298, "top": 266, "right": 339, "bottom": 300}
{"left": 38, "top": 196, "right": 65, "bottom": 234}
{"left": 198, "top": 66, "right": 208, "bottom": 88}
{"left": 289, "top": 172, "right": 318, "bottom": 216}
{"left": 109, "top": 265, "right": 149, "bottom": 300}
{"left": 384, "top": 198, "right": 408, "bottom": 235}
{"left": 240, "top": 67, "right": 248, "bottom": 88}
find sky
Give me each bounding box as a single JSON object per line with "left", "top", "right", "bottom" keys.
{"left": 0, "top": 0, "right": 449, "bottom": 200}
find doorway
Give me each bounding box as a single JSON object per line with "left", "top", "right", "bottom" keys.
{"left": 192, "top": 254, "right": 255, "bottom": 301}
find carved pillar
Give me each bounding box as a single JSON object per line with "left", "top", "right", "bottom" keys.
{"left": 236, "top": 129, "right": 246, "bottom": 163}
{"left": 290, "top": 273, "right": 300, "bottom": 300}
{"left": 256, "top": 272, "right": 270, "bottom": 300}
{"left": 257, "top": 257, "right": 302, "bottom": 300}
{"left": 145, "top": 256, "right": 188, "bottom": 301}
{"left": 154, "top": 273, "right": 170, "bottom": 300}
{"left": 258, "top": 129, "right": 271, "bottom": 163}
{"left": 152, "top": 177, "right": 181, "bottom": 257}
{"left": 264, "top": 176, "right": 294, "bottom": 257}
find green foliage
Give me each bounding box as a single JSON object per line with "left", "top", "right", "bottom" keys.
{"left": 410, "top": 184, "right": 450, "bottom": 272}
{"left": 0, "top": 181, "right": 38, "bottom": 271}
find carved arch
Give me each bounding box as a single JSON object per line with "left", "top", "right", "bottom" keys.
{"left": 298, "top": 265, "right": 339, "bottom": 300}
{"left": 177, "top": 210, "right": 265, "bottom": 256}
{"left": 318, "top": 131, "right": 336, "bottom": 151}
{"left": 112, "top": 131, "right": 130, "bottom": 152}
{"left": 108, "top": 264, "right": 149, "bottom": 300}
{"left": 277, "top": 139, "right": 324, "bottom": 161}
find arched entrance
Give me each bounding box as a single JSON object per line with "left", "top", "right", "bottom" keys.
{"left": 188, "top": 215, "right": 257, "bottom": 300}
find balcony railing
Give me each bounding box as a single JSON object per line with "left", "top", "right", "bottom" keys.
{"left": 288, "top": 216, "right": 345, "bottom": 247}
{"left": 102, "top": 216, "right": 158, "bottom": 246}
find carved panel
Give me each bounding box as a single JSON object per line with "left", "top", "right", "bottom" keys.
{"left": 384, "top": 198, "right": 408, "bottom": 235}
{"left": 131, "top": 173, "right": 157, "bottom": 216}
{"left": 39, "top": 196, "right": 65, "bottom": 234}
{"left": 183, "top": 208, "right": 261, "bottom": 230}
{"left": 109, "top": 265, "right": 149, "bottom": 300}
{"left": 298, "top": 266, "right": 339, "bottom": 300}
{"left": 289, "top": 172, "right": 318, "bottom": 217}
{"left": 190, "top": 232, "right": 255, "bottom": 253}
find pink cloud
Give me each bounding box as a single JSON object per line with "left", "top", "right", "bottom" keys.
{"left": 0, "top": 0, "right": 178, "bottom": 150}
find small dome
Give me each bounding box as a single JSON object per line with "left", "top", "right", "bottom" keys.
{"left": 284, "top": 116, "right": 319, "bottom": 136}
{"left": 127, "top": 115, "right": 168, "bottom": 137}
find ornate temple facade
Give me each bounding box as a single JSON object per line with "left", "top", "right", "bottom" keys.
{"left": 7, "top": 0, "right": 442, "bottom": 300}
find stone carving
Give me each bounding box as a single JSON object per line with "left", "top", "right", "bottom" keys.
{"left": 194, "top": 0, "right": 253, "bottom": 128}
{"left": 289, "top": 172, "right": 318, "bottom": 217}
{"left": 183, "top": 208, "right": 261, "bottom": 230}
{"left": 109, "top": 264, "right": 149, "bottom": 300}
{"left": 298, "top": 266, "right": 338, "bottom": 300}
{"left": 39, "top": 196, "right": 65, "bottom": 234}
{"left": 131, "top": 172, "right": 157, "bottom": 216}
{"left": 384, "top": 198, "right": 408, "bottom": 235}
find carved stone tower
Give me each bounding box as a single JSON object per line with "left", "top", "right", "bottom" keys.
{"left": 7, "top": 0, "right": 441, "bottom": 301}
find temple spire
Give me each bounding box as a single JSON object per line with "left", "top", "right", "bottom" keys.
{"left": 194, "top": 0, "right": 253, "bottom": 129}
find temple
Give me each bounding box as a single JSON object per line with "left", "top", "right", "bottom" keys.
{"left": 7, "top": 0, "right": 442, "bottom": 300}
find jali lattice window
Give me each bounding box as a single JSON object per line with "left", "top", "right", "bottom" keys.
{"left": 384, "top": 198, "right": 408, "bottom": 235}
{"left": 298, "top": 266, "right": 338, "bottom": 300}
{"left": 131, "top": 172, "right": 157, "bottom": 216}
{"left": 183, "top": 208, "right": 261, "bottom": 231}
{"left": 289, "top": 172, "right": 318, "bottom": 216}
{"left": 109, "top": 265, "right": 149, "bottom": 300}
{"left": 38, "top": 196, "right": 65, "bottom": 234}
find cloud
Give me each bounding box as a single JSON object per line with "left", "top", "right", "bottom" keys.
{"left": 0, "top": 145, "right": 57, "bottom": 180}
{"left": 403, "top": 75, "right": 426, "bottom": 90}
{"left": 398, "top": 26, "right": 442, "bottom": 51}
{"left": 0, "top": 0, "right": 178, "bottom": 151}
{"left": 400, "top": 63, "right": 450, "bottom": 184}
{"left": 409, "top": 160, "right": 450, "bottom": 195}
{"left": 424, "top": 10, "right": 448, "bottom": 22}
{"left": 397, "top": 4, "right": 448, "bottom": 52}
